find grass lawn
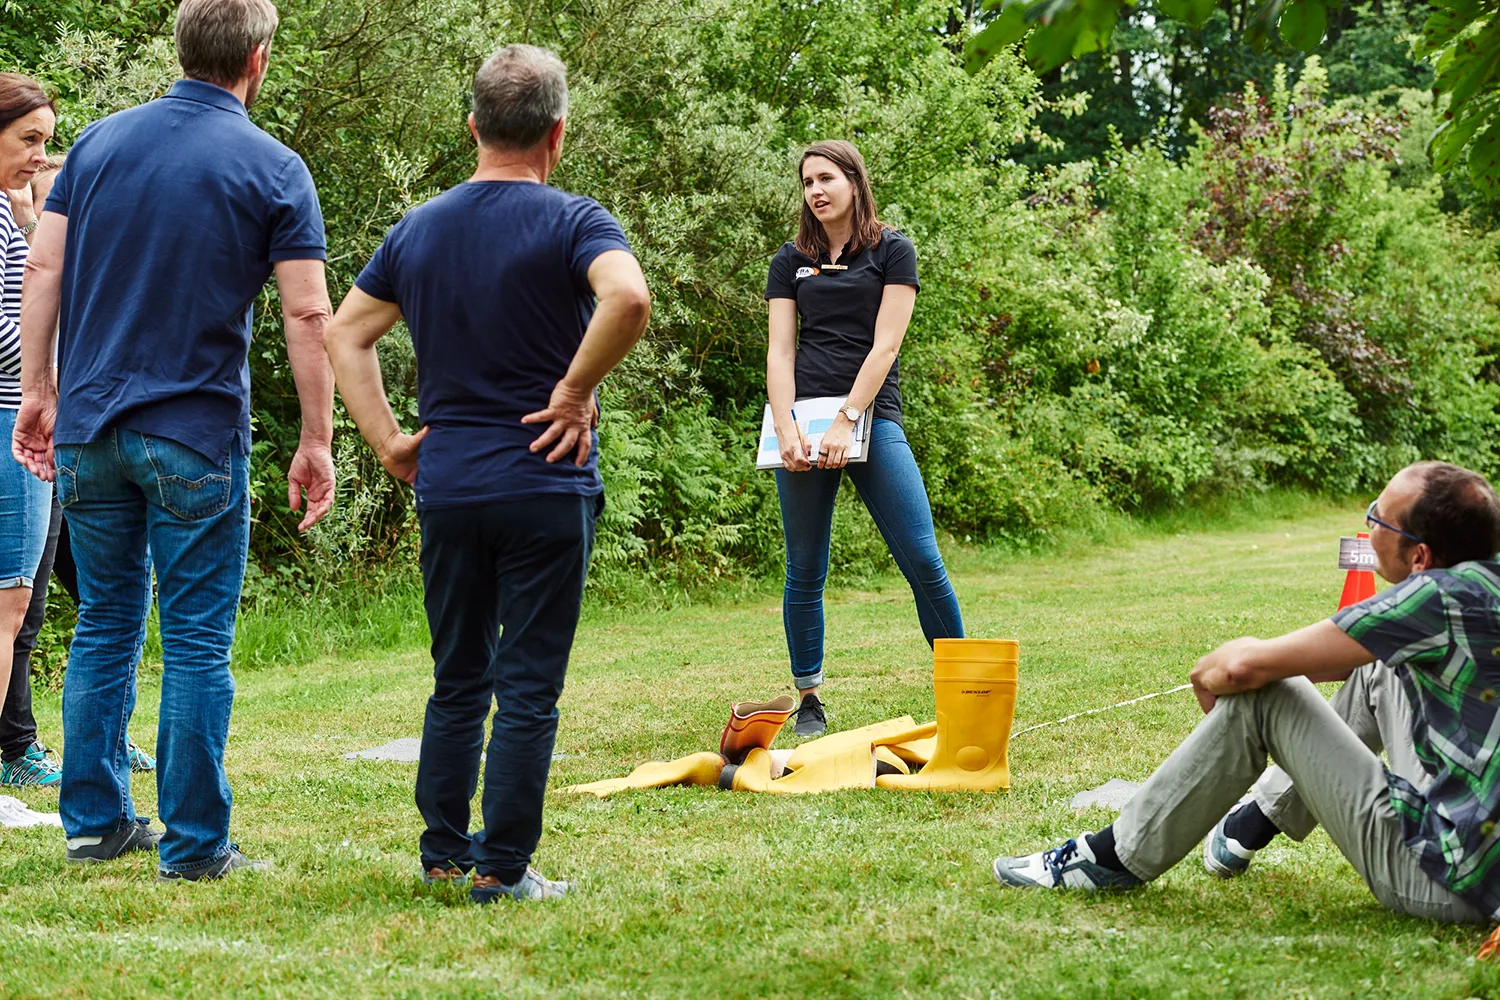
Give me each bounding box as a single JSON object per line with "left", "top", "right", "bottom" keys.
{"left": 1, "top": 499, "right": 1496, "bottom": 998}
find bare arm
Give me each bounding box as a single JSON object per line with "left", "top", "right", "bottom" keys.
{"left": 766, "top": 297, "right": 809, "bottom": 471}
{"left": 845, "top": 282, "right": 914, "bottom": 416}
{"left": 522, "top": 249, "right": 650, "bottom": 466}
{"left": 11, "top": 211, "right": 66, "bottom": 480}
{"left": 1189, "top": 620, "right": 1375, "bottom": 710}
{"left": 273, "top": 258, "right": 336, "bottom": 529}
{"left": 323, "top": 286, "right": 425, "bottom": 484}
{"left": 817, "top": 282, "right": 915, "bottom": 469}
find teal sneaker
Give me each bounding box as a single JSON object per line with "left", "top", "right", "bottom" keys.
{"left": 0, "top": 742, "right": 62, "bottom": 788}
{"left": 126, "top": 740, "right": 156, "bottom": 773}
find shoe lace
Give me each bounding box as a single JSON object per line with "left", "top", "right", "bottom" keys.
{"left": 1042, "top": 839, "right": 1079, "bottom": 887}
{"left": 798, "top": 696, "right": 825, "bottom": 725}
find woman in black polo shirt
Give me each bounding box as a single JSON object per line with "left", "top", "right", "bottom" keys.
{"left": 765, "top": 139, "right": 964, "bottom": 738}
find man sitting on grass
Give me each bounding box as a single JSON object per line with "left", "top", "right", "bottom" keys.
{"left": 993, "top": 461, "right": 1500, "bottom": 927}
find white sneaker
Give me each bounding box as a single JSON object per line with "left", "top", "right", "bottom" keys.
{"left": 991, "top": 836, "right": 1143, "bottom": 891}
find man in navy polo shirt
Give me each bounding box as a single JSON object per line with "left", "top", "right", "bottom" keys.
{"left": 324, "top": 44, "right": 650, "bottom": 904}
{"left": 12, "top": 0, "right": 335, "bottom": 880}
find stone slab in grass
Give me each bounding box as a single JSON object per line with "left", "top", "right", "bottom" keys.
{"left": 0, "top": 794, "right": 61, "bottom": 829}
{"left": 344, "top": 738, "right": 424, "bottom": 762}
{"left": 1070, "top": 778, "right": 1140, "bottom": 812}
{"left": 343, "top": 738, "right": 567, "bottom": 763}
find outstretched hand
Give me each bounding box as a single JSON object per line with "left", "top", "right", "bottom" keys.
{"left": 522, "top": 381, "right": 596, "bottom": 467}
{"left": 11, "top": 391, "right": 56, "bottom": 482}
{"left": 288, "top": 442, "right": 336, "bottom": 532}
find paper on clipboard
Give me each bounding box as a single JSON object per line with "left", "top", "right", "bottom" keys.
{"left": 756, "top": 397, "right": 870, "bottom": 471}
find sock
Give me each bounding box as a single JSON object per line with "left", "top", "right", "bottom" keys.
{"left": 1086, "top": 826, "right": 1127, "bottom": 872}
{"left": 1223, "top": 798, "right": 1280, "bottom": 851}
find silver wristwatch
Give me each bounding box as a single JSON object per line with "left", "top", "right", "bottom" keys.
{"left": 840, "top": 404, "right": 863, "bottom": 423}
{"left": 20, "top": 218, "right": 38, "bottom": 236}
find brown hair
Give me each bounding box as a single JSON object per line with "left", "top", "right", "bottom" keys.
{"left": 0, "top": 73, "right": 54, "bottom": 134}
{"left": 795, "top": 140, "right": 885, "bottom": 258}
{"left": 37, "top": 153, "right": 65, "bottom": 176}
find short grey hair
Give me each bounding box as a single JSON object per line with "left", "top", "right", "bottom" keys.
{"left": 175, "top": 0, "right": 280, "bottom": 87}
{"left": 472, "top": 44, "right": 568, "bottom": 150}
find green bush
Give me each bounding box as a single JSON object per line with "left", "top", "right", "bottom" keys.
{"left": 2, "top": 1, "right": 1496, "bottom": 673}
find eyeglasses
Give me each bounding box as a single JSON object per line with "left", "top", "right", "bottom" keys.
{"left": 1366, "top": 499, "right": 1424, "bottom": 544}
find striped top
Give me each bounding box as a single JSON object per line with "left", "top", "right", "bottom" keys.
{"left": 0, "top": 207, "right": 27, "bottom": 409}
{"left": 1332, "top": 560, "right": 1500, "bottom": 921}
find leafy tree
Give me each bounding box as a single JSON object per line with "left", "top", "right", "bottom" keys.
{"left": 967, "top": 0, "right": 1500, "bottom": 198}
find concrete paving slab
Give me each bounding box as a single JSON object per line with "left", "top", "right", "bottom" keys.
{"left": 343, "top": 738, "right": 567, "bottom": 763}
{"left": 1070, "top": 778, "right": 1140, "bottom": 812}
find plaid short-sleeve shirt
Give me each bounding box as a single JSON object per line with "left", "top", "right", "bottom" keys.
{"left": 1332, "top": 560, "right": 1500, "bottom": 920}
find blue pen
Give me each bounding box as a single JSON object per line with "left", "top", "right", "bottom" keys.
{"left": 790, "top": 408, "right": 812, "bottom": 462}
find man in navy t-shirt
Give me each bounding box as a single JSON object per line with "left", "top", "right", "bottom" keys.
{"left": 13, "top": 0, "right": 335, "bottom": 880}
{"left": 325, "top": 43, "right": 649, "bottom": 904}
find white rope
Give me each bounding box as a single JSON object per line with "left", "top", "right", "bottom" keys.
{"left": 1010, "top": 683, "right": 1195, "bottom": 739}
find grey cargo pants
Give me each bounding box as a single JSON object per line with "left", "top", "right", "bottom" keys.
{"left": 1114, "top": 670, "right": 1487, "bottom": 924}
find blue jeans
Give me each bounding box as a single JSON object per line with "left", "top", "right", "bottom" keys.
{"left": 774, "top": 418, "right": 963, "bottom": 689}
{"left": 0, "top": 407, "right": 51, "bottom": 588}
{"left": 56, "top": 430, "right": 248, "bottom": 873}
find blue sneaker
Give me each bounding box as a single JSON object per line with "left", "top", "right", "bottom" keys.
{"left": 126, "top": 740, "right": 156, "bottom": 773}
{"left": 470, "top": 867, "right": 570, "bottom": 904}
{"left": 991, "top": 836, "right": 1143, "bottom": 891}
{"left": 1203, "top": 810, "right": 1258, "bottom": 879}
{"left": 0, "top": 742, "right": 62, "bottom": 787}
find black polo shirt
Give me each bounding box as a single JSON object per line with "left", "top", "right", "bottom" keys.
{"left": 765, "top": 229, "right": 919, "bottom": 425}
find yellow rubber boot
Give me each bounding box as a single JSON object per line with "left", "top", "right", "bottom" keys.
{"left": 883, "top": 734, "right": 937, "bottom": 768}
{"left": 728, "top": 747, "right": 774, "bottom": 792}
{"left": 877, "top": 638, "right": 1018, "bottom": 792}
{"left": 562, "top": 752, "right": 726, "bottom": 797}
{"left": 873, "top": 745, "right": 910, "bottom": 776}
{"left": 767, "top": 741, "right": 876, "bottom": 794}
{"left": 784, "top": 716, "right": 918, "bottom": 772}
{"left": 719, "top": 696, "right": 796, "bottom": 764}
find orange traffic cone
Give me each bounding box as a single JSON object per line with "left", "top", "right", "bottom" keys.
{"left": 1338, "top": 531, "right": 1377, "bottom": 609}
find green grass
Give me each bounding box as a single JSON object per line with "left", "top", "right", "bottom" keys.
{"left": 1, "top": 499, "right": 1496, "bottom": 998}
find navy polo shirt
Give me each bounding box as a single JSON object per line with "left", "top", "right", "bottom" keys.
{"left": 44, "top": 79, "right": 326, "bottom": 462}
{"left": 354, "top": 181, "right": 632, "bottom": 510}
{"left": 765, "top": 229, "right": 919, "bottom": 424}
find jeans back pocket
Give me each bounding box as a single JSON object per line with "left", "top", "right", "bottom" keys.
{"left": 141, "top": 435, "right": 232, "bottom": 521}
{"left": 55, "top": 444, "right": 82, "bottom": 509}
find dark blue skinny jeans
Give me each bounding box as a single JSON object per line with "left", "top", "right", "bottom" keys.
{"left": 774, "top": 418, "right": 963, "bottom": 690}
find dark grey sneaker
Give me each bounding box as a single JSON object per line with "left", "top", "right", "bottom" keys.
{"left": 158, "top": 845, "right": 269, "bottom": 882}
{"left": 65, "top": 818, "right": 162, "bottom": 863}
{"left": 1203, "top": 813, "right": 1257, "bottom": 878}
{"left": 794, "top": 693, "right": 826, "bottom": 738}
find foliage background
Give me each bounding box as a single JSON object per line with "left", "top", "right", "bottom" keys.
{"left": 1, "top": 0, "right": 1497, "bottom": 678}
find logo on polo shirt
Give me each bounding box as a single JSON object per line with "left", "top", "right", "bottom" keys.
{"left": 795, "top": 266, "right": 818, "bottom": 280}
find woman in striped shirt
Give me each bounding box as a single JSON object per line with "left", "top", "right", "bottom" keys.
{"left": 0, "top": 74, "right": 57, "bottom": 781}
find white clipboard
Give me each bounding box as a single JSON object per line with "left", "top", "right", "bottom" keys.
{"left": 755, "top": 396, "right": 871, "bottom": 471}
